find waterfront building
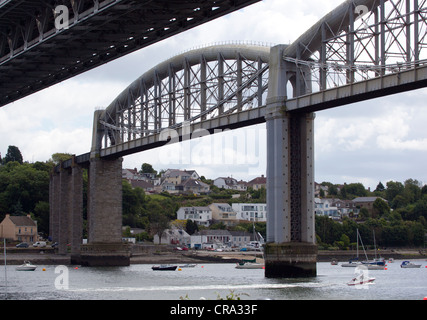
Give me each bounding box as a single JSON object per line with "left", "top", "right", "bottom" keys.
{"left": 0, "top": 214, "right": 38, "bottom": 243}
{"left": 231, "top": 203, "right": 267, "bottom": 222}
{"left": 176, "top": 206, "right": 212, "bottom": 227}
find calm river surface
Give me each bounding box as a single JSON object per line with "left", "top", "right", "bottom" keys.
{"left": 1, "top": 260, "right": 426, "bottom": 300}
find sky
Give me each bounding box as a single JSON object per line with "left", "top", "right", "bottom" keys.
{"left": 1, "top": 0, "right": 427, "bottom": 190}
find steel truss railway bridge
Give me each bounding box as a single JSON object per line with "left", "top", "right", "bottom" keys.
{"left": 14, "top": 0, "right": 427, "bottom": 276}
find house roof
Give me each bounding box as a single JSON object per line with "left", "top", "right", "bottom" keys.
{"left": 194, "top": 229, "right": 232, "bottom": 236}
{"left": 129, "top": 180, "right": 153, "bottom": 189}
{"left": 353, "top": 197, "right": 387, "bottom": 203}
{"left": 8, "top": 215, "right": 36, "bottom": 227}
{"left": 248, "top": 175, "right": 267, "bottom": 185}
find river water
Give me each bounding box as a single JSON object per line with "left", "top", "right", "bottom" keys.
{"left": 1, "top": 260, "right": 426, "bottom": 300}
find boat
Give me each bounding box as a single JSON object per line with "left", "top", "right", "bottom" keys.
{"left": 341, "top": 259, "right": 362, "bottom": 267}
{"left": 400, "top": 261, "right": 421, "bottom": 268}
{"left": 235, "top": 223, "right": 265, "bottom": 269}
{"left": 361, "top": 230, "right": 385, "bottom": 269}
{"left": 178, "top": 264, "right": 197, "bottom": 268}
{"left": 347, "top": 273, "right": 375, "bottom": 286}
{"left": 331, "top": 260, "right": 338, "bottom": 265}
{"left": 365, "top": 264, "right": 385, "bottom": 270}
{"left": 235, "top": 260, "right": 264, "bottom": 269}
{"left": 16, "top": 261, "right": 37, "bottom": 271}
{"left": 151, "top": 264, "right": 177, "bottom": 271}
{"left": 341, "top": 229, "right": 363, "bottom": 267}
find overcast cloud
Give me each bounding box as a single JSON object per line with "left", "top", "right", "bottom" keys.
{"left": 1, "top": 0, "right": 426, "bottom": 189}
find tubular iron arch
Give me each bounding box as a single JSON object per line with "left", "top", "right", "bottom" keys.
{"left": 282, "top": 0, "right": 427, "bottom": 104}
{"left": 97, "top": 43, "right": 271, "bottom": 152}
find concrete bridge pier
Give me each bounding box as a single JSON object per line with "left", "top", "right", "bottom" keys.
{"left": 264, "top": 45, "right": 317, "bottom": 278}
{"left": 81, "top": 156, "right": 130, "bottom": 266}
{"left": 49, "top": 156, "right": 83, "bottom": 262}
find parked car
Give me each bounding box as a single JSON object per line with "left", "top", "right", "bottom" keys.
{"left": 33, "top": 241, "right": 47, "bottom": 248}
{"left": 16, "top": 242, "right": 29, "bottom": 248}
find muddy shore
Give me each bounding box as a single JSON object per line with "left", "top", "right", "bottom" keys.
{"left": 1, "top": 248, "right": 426, "bottom": 265}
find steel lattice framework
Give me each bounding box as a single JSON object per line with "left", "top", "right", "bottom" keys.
{"left": 96, "top": 43, "right": 271, "bottom": 157}
{"left": 281, "top": 0, "right": 427, "bottom": 112}
{"left": 0, "top": 0, "right": 261, "bottom": 108}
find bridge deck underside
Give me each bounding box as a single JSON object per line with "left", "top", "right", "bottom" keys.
{"left": 0, "top": 0, "right": 260, "bottom": 107}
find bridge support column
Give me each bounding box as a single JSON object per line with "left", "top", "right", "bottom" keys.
{"left": 49, "top": 156, "right": 83, "bottom": 260}
{"left": 264, "top": 44, "right": 317, "bottom": 278}
{"left": 82, "top": 156, "right": 130, "bottom": 266}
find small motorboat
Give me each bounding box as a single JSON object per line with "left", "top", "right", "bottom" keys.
{"left": 152, "top": 264, "right": 177, "bottom": 271}
{"left": 235, "top": 261, "right": 264, "bottom": 269}
{"left": 16, "top": 261, "right": 37, "bottom": 271}
{"left": 347, "top": 274, "right": 375, "bottom": 286}
{"left": 400, "top": 261, "right": 421, "bottom": 268}
{"left": 331, "top": 260, "right": 338, "bottom": 265}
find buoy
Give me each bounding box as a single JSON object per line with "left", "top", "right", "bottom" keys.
{"left": 42, "top": 268, "right": 46, "bottom": 271}
{"left": 178, "top": 268, "right": 182, "bottom": 271}
{"left": 424, "top": 297, "right": 427, "bottom": 300}
{"left": 74, "top": 267, "right": 78, "bottom": 270}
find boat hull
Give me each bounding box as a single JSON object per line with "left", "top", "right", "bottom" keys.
{"left": 152, "top": 265, "right": 177, "bottom": 271}
{"left": 347, "top": 278, "right": 375, "bottom": 286}
{"left": 235, "top": 263, "right": 264, "bottom": 269}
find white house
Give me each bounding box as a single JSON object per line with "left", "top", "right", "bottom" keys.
{"left": 231, "top": 203, "right": 267, "bottom": 222}
{"left": 176, "top": 206, "right": 212, "bottom": 227}
{"left": 213, "top": 177, "right": 247, "bottom": 191}
{"left": 314, "top": 198, "right": 339, "bottom": 219}
{"left": 190, "top": 230, "right": 232, "bottom": 249}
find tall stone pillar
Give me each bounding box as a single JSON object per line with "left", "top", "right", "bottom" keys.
{"left": 49, "top": 156, "right": 84, "bottom": 259}
{"left": 70, "top": 159, "right": 83, "bottom": 264}
{"left": 81, "top": 156, "right": 130, "bottom": 266}
{"left": 264, "top": 45, "right": 317, "bottom": 278}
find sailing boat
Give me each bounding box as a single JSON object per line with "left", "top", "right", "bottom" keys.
{"left": 362, "top": 230, "right": 385, "bottom": 270}
{"left": 341, "top": 229, "right": 362, "bottom": 267}
{"left": 235, "top": 223, "right": 264, "bottom": 269}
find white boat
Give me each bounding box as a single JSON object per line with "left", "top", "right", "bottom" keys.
{"left": 366, "top": 264, "right": 385, "bottom": 270}
{"left": 347, "top": 273, "right": 375, "bottom": 286}
{"left": 235, "top": 262, "right": 264, "bottom": 269}
{"left": 16, "top": 261, "right": 37, "bottom": 271}
{"left": 341, "top": 260, "right": 362, "bottom": 267}
{"left": 400, "top": 261, "right": 421, "bottom": 268}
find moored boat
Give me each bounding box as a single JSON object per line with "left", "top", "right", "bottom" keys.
{"left": 400, "top": 261, "right": 421, "bottom": 268}
{"left": 235, "top": 262, "right": 264, "bottom": 269}
{"left": 152, "top": 264, "right": 177, "bottom": 271}
{"left": 16, "top": 261, "right": 37, "bottom": 271}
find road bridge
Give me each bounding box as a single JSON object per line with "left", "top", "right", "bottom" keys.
{"left": 0, "top": 0, "right": 260, "bottom": 108}
{"left": 48, "top": 0, "right": 427, "bottom": 275}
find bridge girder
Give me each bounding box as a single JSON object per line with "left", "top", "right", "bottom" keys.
{"left": 0, "top": 0, "right": 261, "bottom": 108}
{"left": 95, "top": 43, "right": 271, "bottom": 156}
{"left": 280, "top": 0, "right": 427, "bottom": 109}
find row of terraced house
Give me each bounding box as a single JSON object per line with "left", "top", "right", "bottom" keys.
{"left": 122, "top": 168, "right": 266, "bottom": 195}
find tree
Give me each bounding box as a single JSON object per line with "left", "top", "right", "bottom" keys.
{"left": 185, "top": 219, "right": 199, "bottom": 235}
{"left": 140, "top": 163, "right": 157, "bottom": 176}
{"left": 375, "top": 182, "right": 385, "bottom": 192}
{"left": 150, "top": 210, "right": 170, "bottom": 244}
{"left": 3, "top": 145, "right": 23, "bottom": 164}
{"left": 372, "top": 198, "right": 390, "bottom": 218}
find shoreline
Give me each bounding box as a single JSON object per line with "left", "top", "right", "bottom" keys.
{"left": 1, "top": 248, "right": 426, "bottom": 266}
